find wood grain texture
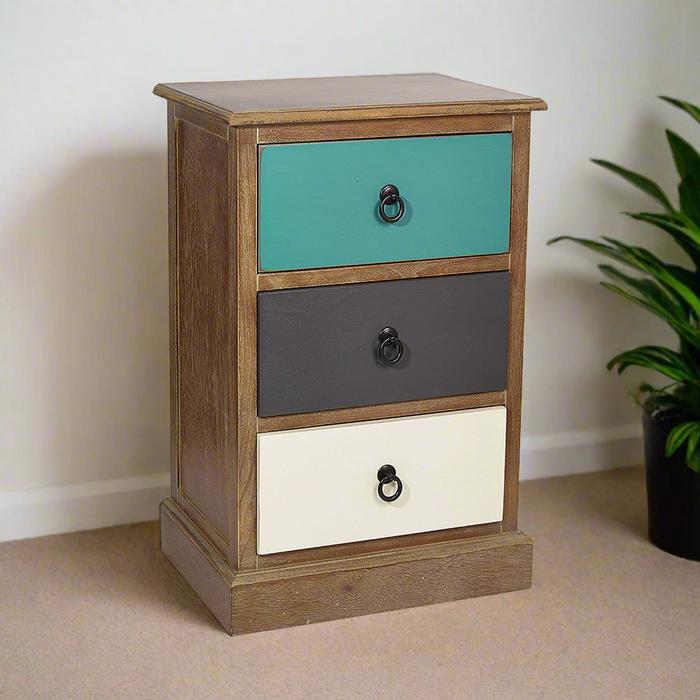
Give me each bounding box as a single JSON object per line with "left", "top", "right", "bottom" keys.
{"left": 233, "top": 126, "right": 259, "bottom": 571}
{"left": 257, "top": 254, "right": 510, "bottom": 290}
{"left": 158, "top": 76, "right": 543, "bottom": 632}
{"left": 241, "top": 529, "right": 530, "bottom": 583}
{"left": 174, "top": 103, "right": 228, "bottom": 138}
{"left": 175, "top": 118, "right": 232, "bottom": 545}
{"left": 177, "top": 489, "right": 229, "bottom": 555}
{"left": 167, "top": 103, "right": 178, "bottom": 500}
{"left": 258, "top": 113, "right": 512, "bottom": 144}
{"left": 160, "top": 498, "right": 235, "bottom": 634}
{"left": 502, "top": 113, "right": 532, "bottom": 532}
{"left": 257, "top": 522, "right": 501, "bottom": 569}
{"left": 162, "top": 497, "right": 531, "bottom": 635}
{"left": 231, "top": 534, "right": 532, "bottom": 634}
{"left": 257, "top": 391, "right": 506, "bottom": 433}
{"left": 225, "top": 128, "right": 240, "bottom": 570}
{"left": 154, "top": 73, "right": 547, "bottom": 125}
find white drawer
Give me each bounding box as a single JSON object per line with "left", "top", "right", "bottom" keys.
{"left": 257, "top": 406, "right": 506, "bottom": 555}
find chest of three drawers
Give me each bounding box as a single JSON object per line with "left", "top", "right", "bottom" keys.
{"left": 155, "top": 74, "right": 546, "bottom": 635}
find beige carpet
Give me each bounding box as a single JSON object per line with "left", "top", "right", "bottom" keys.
{"left": 1, "top": 466, "right": 699, "bottom": 700}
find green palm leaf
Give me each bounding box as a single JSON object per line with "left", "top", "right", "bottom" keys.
{"left": 607, "top": 346, "right": 700, "bottom": 383}
{"left": 591, "top": 159, "right": 674, "bottom": 213}
{"left": 685, "top": 426, "right": 700, "bottom": 472}
{"left": 679, "top": 172, "right": 700, "bottom": 228}
{"left": 666, "top": 129, "right": 700, "bottom": 180}
{"left": 667, "top": 421, "right": 700, "bottom": 473}
{"left": 672, "top": 210, "right": 700, "bottom": 240}
{"left": 625, "top": 212, "right": 700, "bottom": 267}
{"left": 546, "top": 235, "right": 635, "bottom": 266}
{"left": 599, "top": 279, "right": 700, "bottom": 352}
{"left": 598, "top": 264, "right": 685, "bottom": 320}
{"left": 660, "top": 96, "right": 700, "bottom": 125}
{"left": 601, "top": 238, "right": 700, "bottom": 318}
{"left": 666, "top": 421, "right": 699, "bottom": 455}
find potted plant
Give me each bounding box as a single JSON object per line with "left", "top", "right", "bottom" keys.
{"left": 549, "top": 96, "right": 700, "bottom": 560}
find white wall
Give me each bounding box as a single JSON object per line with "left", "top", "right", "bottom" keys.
{"left": 1, "top": 1, "right": 699, "bottom": 539}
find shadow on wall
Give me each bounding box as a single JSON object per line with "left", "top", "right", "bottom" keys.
{"left": 2, "top": 152, "right": 170, "bottom": 490}
{"left": 526, "top": 107, "right": 678, "bottom": 443}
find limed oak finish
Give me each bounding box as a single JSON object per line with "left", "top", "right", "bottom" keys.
{"left": 155, "top": 73, "right": 546, "bottom": 635}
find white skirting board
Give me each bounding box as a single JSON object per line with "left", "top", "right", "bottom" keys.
{"left": 0, "top": 472, "right": 170, "bottom": 543}
{"left": 520, "top": 422, "right": 643, "bottom": 480}
{"left": 0, "top": 423, "right": 643, "bottom": 543}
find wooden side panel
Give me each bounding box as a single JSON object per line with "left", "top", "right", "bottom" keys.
{"left": 231, "top": 533, "right": 532, "bottom": 635}
{"left": 167, "top": 103, "right": 179, "bottom": 499}
{"left": 502, "top": 113, "right": 532, "bottom": 531}
{"left": 176, "top": 491, "right": 230, "bottom": 555}
{"left": 174, "top": 103, "right": 229, "bottom": 138}
{"left": 233, "top": 127, "right": 260, "bottom": 571}
{"left": 176, "top": 118, "right": 232, "bottom": 545}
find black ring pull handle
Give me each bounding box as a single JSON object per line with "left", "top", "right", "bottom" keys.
{"left": 378, "top": 184, "right": 405, "bottom": 223}
{"left": 377, "top": 465, "right": 403, "bottom": 502}
{"left": 377, "top": 327, "right": 404, "bottom": 366}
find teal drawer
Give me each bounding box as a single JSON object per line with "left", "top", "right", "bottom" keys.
{"left": 258, "top": 133, "right": 512, "bottom": 271}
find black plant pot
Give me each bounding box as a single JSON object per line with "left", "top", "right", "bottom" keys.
{"left": 643, "top": 407, "right": 700, "bottom": 560}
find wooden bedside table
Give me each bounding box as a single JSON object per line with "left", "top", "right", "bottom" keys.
{"left": 154, "top": 73, "right": 546, "bottom": 635}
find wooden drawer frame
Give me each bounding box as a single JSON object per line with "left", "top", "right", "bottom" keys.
{"left": 157, "top": 86, "right": 543, "bottom": 634}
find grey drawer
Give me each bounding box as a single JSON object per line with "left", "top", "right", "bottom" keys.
{"left": 257, "top": 272, "right": 510, "bottom": 417}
